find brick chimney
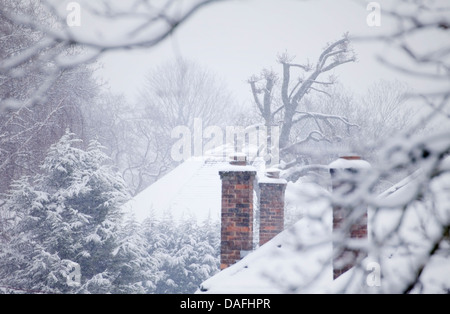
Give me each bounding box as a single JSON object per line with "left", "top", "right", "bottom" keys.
{"left": 258, "top": 169, "right": 287, "bottom": 246}
{"left": 219, "top": 155, "right": 256, "bottom": 270}
{"left": 329, "top": 155, "right": 370, "bottom": 279}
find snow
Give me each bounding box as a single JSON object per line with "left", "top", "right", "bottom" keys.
{"left": 121, "top": 146, "right": 450, "bottom": 294}
{"left": 198, "top": 182, "right": 333, "bottom": 294}
{"left": 374, "top": 170, "right": 424, "bottom": 208}
{"left": 122, "top": 155, "right": 265, "bottom": 223}
{"left": 197, "top": 168, "right": 450, "bottom": 294}
{"left": 198, "top": 221, "right": 333, "bottom": 294}
{"left": 257, "top": 176, "right": 287, "bottom": 185}
{"left": 368, "top": 169, "right": 450, "bottom": 293}
{"left": 219, "top": 165, "right": 258, "bottom": 173}
{"left": 328, "top": 158, "right": 372, "bottom": 170}
{"left": 122, "top": 157, "right": 221, "bottom": 223}
{"left": 378, "top": 170, "right": 423, "bottom": 199}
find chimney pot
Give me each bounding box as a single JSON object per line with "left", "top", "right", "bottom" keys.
{"left": 339, "top": 155, "right": 361, "bottom": 161}
{"left": 265, "top": 168, "right": 281, "bottom": 179}
{"left": 229, "top": 153, "right": 247, "bottom": 166}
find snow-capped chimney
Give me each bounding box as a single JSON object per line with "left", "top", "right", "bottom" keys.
{"left": 258, "top": 169, "right": 287, "bottom": 246}
{"left": 219, "top": 155, "right": 256, "bottom": 270}
{"left": 329, "top": 155, "right": 370, "bottom": 280}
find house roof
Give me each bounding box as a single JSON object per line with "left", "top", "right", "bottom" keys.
{"left": 122, "top": 152, "right": 266, "bottom": 223}
{"left": 197, "top": 164, "right": 450, "bottom": 294}
{"left": 124, "top": 149, "right": 450, "bottom": 293}
{"left": 197, "top": 181, "right": 335, "bottom": 294}
{"left": 122, "top": 157, "right": 225, "bottom": 223}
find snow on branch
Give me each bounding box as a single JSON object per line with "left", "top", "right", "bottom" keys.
{"left": 248, "top": 34, "right": 356, "bottom": 151}
{"left": 351, "top": 1, "right": 449, "bottom": 99}
{"left": 0, "top": 0, "right": 221, "bottom": 112}
{"left": 293, "top": 111, "right": 360, "bottom": 127}
{"left": 281, "top": 130, "right": 331, "bottom": 154}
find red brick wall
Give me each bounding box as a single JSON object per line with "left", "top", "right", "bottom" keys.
{"left": 330, "top": 156, "right": 369, "bottom": 280}
{"left": 259, "top": 182, "right": 286, "bottom": 246}
{"left": 219, "top": 170, "right": 256, "bottom": 269}
{"left": 332, "top": 205, "right": 368, "bottom": 279}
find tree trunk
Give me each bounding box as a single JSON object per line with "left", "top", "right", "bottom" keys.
{"left": 279, "top": 109, "right": 294, "bottom": 150}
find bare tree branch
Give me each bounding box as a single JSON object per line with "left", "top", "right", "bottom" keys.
{"left": 0, "top": 0, "right": 224, "bottom": 112}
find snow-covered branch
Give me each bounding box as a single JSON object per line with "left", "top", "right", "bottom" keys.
{"left": 293, "top": 111, "right": 360, "bottom": 128}
{"left": 248, "top": 34, "right": 356, "bottom": 154}
{"left": 0, "top": 0, "right": 223, "bottom": 112}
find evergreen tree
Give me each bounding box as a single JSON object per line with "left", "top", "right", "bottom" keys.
{"left": 0, "top": 177, "right": 74, "bottom": 293}
{"left": 196, "top": 216, "right": 221, "bottom": 281}
{"left": 1, "top": 132, "right": 222, "bottom": 294}
{"left": 111, "top": 213, "right": 161, "bottom": 294}
{"left": 142, "top": 214, "right": 220, "bottom": 294}
{"left": 0, "top": 131, "right": 148, "bottom": 293}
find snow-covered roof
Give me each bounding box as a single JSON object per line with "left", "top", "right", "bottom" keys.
{"left": 197, "top": 167, "right": 450, "bottom": 294}
{"left": 328, "top": 158, "right": 371, "bottom": 170}
{"left": 122, "top": 153, "right": 266, "bottom": 223}
{"left": 197, "top": 181, "right": 334, "bottom": 294}
{"left": 124, "top": 149, "right": 450, "bottom": 293}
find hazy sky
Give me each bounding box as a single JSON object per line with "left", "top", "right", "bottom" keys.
{"left": 96, "top": 0, "right": 442, "bottom": 106}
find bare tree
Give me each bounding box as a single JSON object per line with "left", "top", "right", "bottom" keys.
{"left": 243, "top": 1, "right": 450, "bottom": 294}
{"left": 0, "top": 0, "right": 228, "bottom": 195}
{"left": 0, "top": 0, "right": 225, "bottom": 113}
{"left": 1, "top": 0, "right": 448, "bottom": 295}
{"left": 306, "top": 0, "right": 450, "bottom": 294}
{"left": 104, "top": 59, "right": 236, "bottom": 195}
{"left": 311, "top": 80, "right": 420, "bottom": 162}
{"left": 249, "top": 33, "right": 357, "bottom": 162}
{"left": 139, "top": 59, "right": 235, "bottom": 130}
{"left": 0, "top": 0, "right": 98, "bottom": 194}
{"left": 361, "top": 0, "right": 450, "bottom": 293}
